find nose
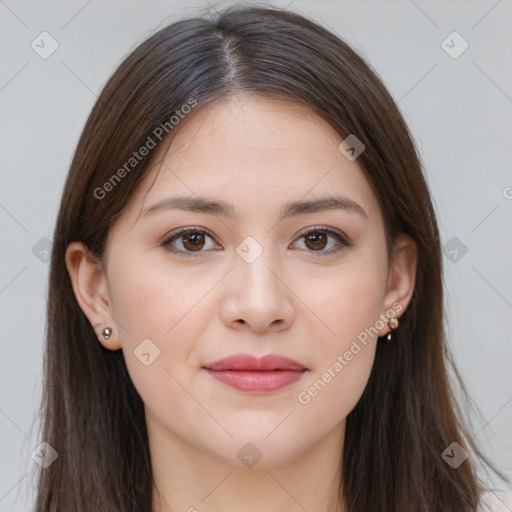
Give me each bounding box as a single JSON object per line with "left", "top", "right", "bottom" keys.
{"left": 219, "top": 249, "right": 296, "bottom": 334}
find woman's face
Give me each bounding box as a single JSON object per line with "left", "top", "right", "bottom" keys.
{"left": 68, "top": 96, "right": 415, "bottom": 469}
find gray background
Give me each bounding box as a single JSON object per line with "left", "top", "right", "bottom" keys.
{"left": 1, "top": 1, "right": 511, "bottom": 510}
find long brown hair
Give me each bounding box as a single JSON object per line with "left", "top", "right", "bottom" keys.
{"left": 33, "top": 5, "right": 505, "bottom": 511}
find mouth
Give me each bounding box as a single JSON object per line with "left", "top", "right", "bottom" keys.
{"left": 202, "top": 354, "right": 307, "bottom": 393}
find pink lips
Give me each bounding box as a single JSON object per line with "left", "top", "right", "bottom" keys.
{"left": 203, "top": 354, "right": 307, "bottom": 392}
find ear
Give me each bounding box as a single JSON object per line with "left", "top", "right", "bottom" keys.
{"left": 65, "top": 241, "right": 121, "bottom": 350}
{"left": 378, "top": 233, "right": 418, "bottom": 337}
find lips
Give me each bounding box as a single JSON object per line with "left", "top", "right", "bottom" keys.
{"left": 202, "top": 354, "right": 307, "bottom": 392}
{"left": 203, "top": 354, "right": 306, "bottom": 371}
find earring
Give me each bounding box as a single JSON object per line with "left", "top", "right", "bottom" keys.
{"left": 100, "top": 327, "right": 112, "bottom": 340}
{"left": 386, "top": 317, "right": 399, "bottom": 342}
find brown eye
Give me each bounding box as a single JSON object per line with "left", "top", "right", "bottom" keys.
{"left": 304, "top": 231, "right": 328, "bottom": 251}
{"left": 162, "top": 226, "right": 350, "bottom": 258}
{"left": 162, "top": 227, "right": 218, "bottom": 257}
{"left": 293, "top": 227, "right": 350, "bottom": 256}
{"left": 181, "top": 231, "right": 206, "bottom": 251}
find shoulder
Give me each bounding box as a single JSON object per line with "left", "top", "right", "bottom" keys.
{"left": 477, "top": 490, "right": 512, "bottom": 512}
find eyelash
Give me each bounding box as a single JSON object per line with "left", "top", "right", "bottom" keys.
{"left": 161, "top": 226, "right": 351, "bottom": 258}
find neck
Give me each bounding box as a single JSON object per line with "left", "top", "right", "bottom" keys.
{"left": 148, "top": 413, "right": 346, "bottom": 512}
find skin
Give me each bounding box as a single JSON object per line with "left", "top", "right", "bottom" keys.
{"left": 66, "top": 95, "right": 417, "bottom": 512}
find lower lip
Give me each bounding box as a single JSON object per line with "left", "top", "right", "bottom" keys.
{"left": 204, "top": 369, "right": 306, "bottom": 392}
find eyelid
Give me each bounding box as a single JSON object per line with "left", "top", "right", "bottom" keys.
{"left": 292, "top": 225, "right": 352, "bottom": 247}
{"left": 161, "top": 225, "right": 351, "bottom": 257}
{"left": 161, "top": 226, "right": 219, "bottom": 249}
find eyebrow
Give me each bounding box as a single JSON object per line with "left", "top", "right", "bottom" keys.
{"left": 143, "top": 194, "right": 368, "bottom": 222}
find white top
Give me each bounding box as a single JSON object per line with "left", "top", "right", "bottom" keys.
{"left": 477, "top": 490, "right": 512, "bottom": 511}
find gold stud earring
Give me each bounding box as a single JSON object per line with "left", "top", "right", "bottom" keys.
{"left": 386, "top": 317, "right": 399, "bottom": 342}
{"left": 100, "top": 327, "right": 112, "bottom": 340}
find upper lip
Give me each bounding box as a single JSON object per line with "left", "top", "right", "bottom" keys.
{"left": 203, "top": 354, "right": 307, "bottom": 371}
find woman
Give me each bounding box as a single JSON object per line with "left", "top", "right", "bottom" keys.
{"left": 34, "top": 5, "right": 508, "bottom": 511}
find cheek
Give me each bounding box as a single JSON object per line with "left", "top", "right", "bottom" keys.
{"left": 295, "top": 342, "right": 376, "bottom": 436}
{"left": 303, "top": 255, "right": 386, "bottom": 345}
{"left": 292, "top": 257, "right": 385, "bottom": 419}
{"left": 106, "top": 255, "right": 223, "bottom": 454}
{"left": 106, "top": 252, "right": 199, "bottom": 393}
{"left": 108, "top": 249, "right": 206, "bottom": 343}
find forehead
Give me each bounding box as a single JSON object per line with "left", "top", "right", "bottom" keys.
{"left": 126, "top": 96, "right": 382, "bottom": 225}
